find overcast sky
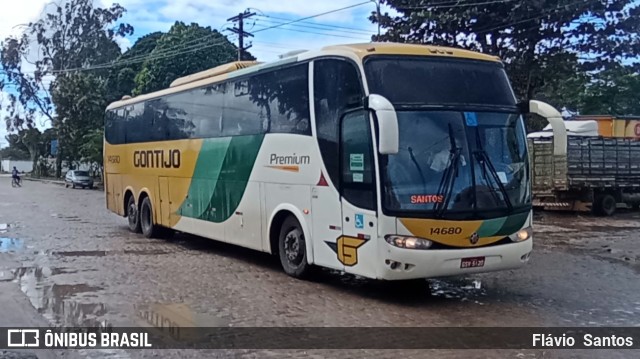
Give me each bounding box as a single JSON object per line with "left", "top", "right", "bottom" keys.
{"left": 0, "top": 0, "right": 383, "bottom": 147}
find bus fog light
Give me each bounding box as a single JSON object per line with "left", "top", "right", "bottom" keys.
{"left": 385, "top": 235, "right": 432, "bottom": 249}
{"left": 510, "top": 227, "right": 532, "bottom": 242}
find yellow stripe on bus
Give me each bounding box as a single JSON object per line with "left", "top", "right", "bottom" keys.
{"left": 399, "top": 218, "right": 504, "bottom": 247}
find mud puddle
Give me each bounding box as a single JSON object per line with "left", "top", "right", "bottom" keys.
{"left": 12, "top": 265, "right": 109, "bottom": 327}
{"left": 135, "top": 302, "right": 229, "bottom": 341}
{"left": 429, "top": 278, "right": 487, "bottom": 303}
{"left": 51, "top": 249, "right": 171, "bottom": 257}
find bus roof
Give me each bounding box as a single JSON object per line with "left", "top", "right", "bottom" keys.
{"left": 320, "top": 42, "right": 500, "bottom": 62}
{"left": 106, "top": 42, "right": 501, "bottom": 110}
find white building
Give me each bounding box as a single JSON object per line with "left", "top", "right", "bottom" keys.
{"left": 1, "top": 160, "right": 33, "bottom": 173}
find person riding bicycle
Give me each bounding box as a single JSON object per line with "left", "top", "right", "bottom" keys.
{"left": 12, "top": 166, "right": 20, "bottom": 183}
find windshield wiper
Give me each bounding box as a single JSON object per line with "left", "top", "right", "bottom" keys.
{"left": 408, "top": 146, "right": 428, "bottom": 194}
{"left": 434, "top": 124, "right": 462, "bottom": 218}
{"left": 473, "top": 129, "right": 513, "bottom": 211}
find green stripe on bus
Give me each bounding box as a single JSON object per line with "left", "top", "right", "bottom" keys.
{"left": 494, "top": 211, "right": 529, "bottom": 236}
{"left": 178, "top": 138, "right": 231, "bottom": 219}
{"left": 476, "top": 216, "right": 508, "bottom": 237}
{"left": 179, "top": 134, "right": 265, "bottom": 223}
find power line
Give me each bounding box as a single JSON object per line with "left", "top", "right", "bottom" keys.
{"left": 1, "top": 33, "right": 237, "bottom": 78}
{"left": 251, "top": 1, "right": 372, "bottom": 34}
{"left": 251, "top": 40, "right": 301, "bottom": 50}
{"left": 80, "top": 1, "right": 370, "bottom": 70}
{"left": 250, "top": 47, "right": 293, "bottom": 55}
{"left": 227, "top": 10, "right": 256, "bottom": 60}
{"left": 474, "top": 0, "right": 597, "bottom": 34}
{"left": 110, "top": 33, "right": 237, "bottom": 66}
{"left": 253, "top": 24, "right": 371, "bottom": 40}
{"left": 51, "top": 37, "right": 234, "bottom": 74}
{"left": 255, "top": 18, "right": 374, "bottom": 36}
{"left": 254, "top": 14, "right": 374, "bottom": 33}
{"left": 76, "top": 34, "right": 238, "bottom": 72}
{"left": 4, "top": 1, "right": 372, "bottom": 76}
{"left": 398, "top": 0, "right": 518, "bottom": 10}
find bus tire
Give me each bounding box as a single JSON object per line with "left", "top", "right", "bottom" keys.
{"left": 140, "top": 197, "right": 158, "bottom": 238}
{"left": 278, "top": 216, "right": 311, "bottom": 279}
{"left": 127, "top": 195, "right": 141, "bottom": 233}
{"left": 594, "top": 193, "right": 616, "bottom": 216}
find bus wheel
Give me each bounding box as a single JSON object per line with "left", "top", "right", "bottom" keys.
{"left": 127, "top": 196, "right": 141, "bottom": 233}
{"left": 278, "top": 216, "right": 311, "bottom": 278}
{"left": 140, "top": 197, "right": 158, "bottom": 238}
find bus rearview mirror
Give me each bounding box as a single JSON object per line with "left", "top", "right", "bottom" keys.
{"left": 527, "top": 100, "right": 563, "bottom": 119}
{"left": 365, "top": 94, "right": 399, "bottom": 155}
{"left": 527, "top": 100, "right": 567, "bottom": 157}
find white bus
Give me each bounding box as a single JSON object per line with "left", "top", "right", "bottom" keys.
{"left": 104, "top": 42, "right": 561, "bottom": 281}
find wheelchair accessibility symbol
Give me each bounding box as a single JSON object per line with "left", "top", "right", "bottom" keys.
{"left": 355, "top": 214, "right": 364, "bottom": 229}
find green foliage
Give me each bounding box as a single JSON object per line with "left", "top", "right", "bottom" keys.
{"left": 0, "top": 134, "right": 30, "bottom": 160}
{"left": 0, "top": 128, "right": 55, "bottom": 176}
{"left": 0, "top": 0, "right": 131, "bottom": 176}
{"left": 579, "top": 64, "right": 640, "bottom": 115}
{"left": 0, "top": 147, "right": 30, "bottom": 161}
{"left": 133, "top": 22, "right": 242, "bottom": 95}
{"left": 52, "top": 72, "right": 108, "bottom": 166}
{"left": 0, "top": 0, "right": 132, "bottom": 130}
{"left": 105, "top": 32, "right": 163, "bottom": 102}
{"left": 373, "top": 0, "right": 640, "bottom": 108}
{"left": 79, "top": 128, "right": 104, "bottom": 165}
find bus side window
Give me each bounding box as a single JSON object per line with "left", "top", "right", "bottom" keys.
{"left": 165, "top": 92, "right": 196, "bottom": 140}
{"left": 125, "top": 103, "right": 145, "bottom": 143}
{"left": 115, "top": 108, "right": 127, "bottom": 144}
{"left": 267, "top": 64, "right": 311, "bottom": 136}
{"left": 340, "top": 110, "right": 376, "bottom": 210}
{"left": 146, "top": 99, "right": 167, "bottom": 142}
{"left": 193, "top": 85, "right": 225, "bottom": 138}
{"left": 223, "top": 80, "right": 263, "bottom": 137}
{"left": 105, "top": 110, "right": 123, "bottom": 145}
{"left": 314, "top": 59, "right": 364, "bottom": 189}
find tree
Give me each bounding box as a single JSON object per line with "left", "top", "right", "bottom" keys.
{"left": 372, "top": 0, "right": 640, "bottom": 112}
{"left": 133, "top": 22, "right": 242, "bottom": 95}
{"left": 79, "top": 128, "right": 104, "bottom": 179}
{"left": 51, "top": 72, "right": 108, "bottom": 169}
{"left": 579, "top": 64, "right": 640, "bottom": 115}
{"left": 1, "top": 0, "right": 132, "bottom": 176}
{"left": 0, "top": 134, "right": 30, "bottom": 160}
{"left": 105, "top": 31, "right": 164, "bottom": 102}
{"left": 19, "top": 127, "right": 43, "bottom": 172}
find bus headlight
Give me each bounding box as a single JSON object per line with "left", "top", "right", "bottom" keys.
{"left": 385, "top": 235, "right": 432, "bottom": 249}
{"left": 510, "top": 227, "right": 532, "bottom": 242}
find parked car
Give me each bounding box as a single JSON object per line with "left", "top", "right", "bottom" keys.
{"left": 65, "top": 170, "right": 94, "bottom": 189}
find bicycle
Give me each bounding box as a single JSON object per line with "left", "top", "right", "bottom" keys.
{"left": 11, "top": 177, "right": 22, "bottom": 187}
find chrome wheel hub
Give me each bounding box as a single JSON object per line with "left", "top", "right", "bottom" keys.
{"left": 284, "top": 229, "right": 303, "bottom": 264}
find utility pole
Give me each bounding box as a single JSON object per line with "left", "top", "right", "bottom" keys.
{"left": 370, "top": 0, "right": 380, "bottom": 39}
{"left": 227, "top": 10, "right": 256, "bottom": 61}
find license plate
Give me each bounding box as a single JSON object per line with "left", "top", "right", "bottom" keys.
{"left": 460, "top": 256, "right": 485, "bottom": 269}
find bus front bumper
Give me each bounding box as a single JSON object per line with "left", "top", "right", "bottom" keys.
{"left": 377, "top": 238, "right": 532, "bottom": 280}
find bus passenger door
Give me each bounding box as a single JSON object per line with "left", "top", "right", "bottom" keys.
{"left": 311, "top": 182, "right": 344, "bottom": 271}
{"left": 105, "top": 174, "right": 115, "bottom": 212}
{"left": 339, "top": 111, "right": 378, "bottom": 278}
{"left": 158, "top": 177, "right": 170, "bottom": 226}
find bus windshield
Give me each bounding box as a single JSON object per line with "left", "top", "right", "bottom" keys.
{"left": 365, "top": 57, "right": 531, "bottom": 219}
